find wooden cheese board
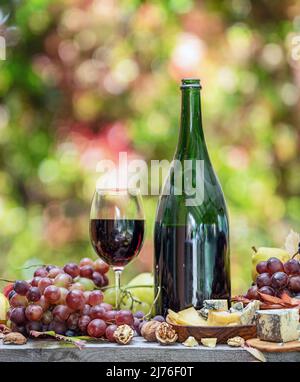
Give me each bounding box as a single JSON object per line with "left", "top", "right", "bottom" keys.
{"left": 246, "top": 338, "right": 300, "bottom": 353}
{"left": 167, "top": 317, "right": 257, "bottom": 344}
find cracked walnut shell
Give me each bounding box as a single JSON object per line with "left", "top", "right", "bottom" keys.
{"left": 141, "top": 320, "right": 161, "bottom": 342}
{"left": 113, "top": 324, "right": 134, "bottom": 345}
{"left": 155, "top": 322, "right": 178, "bottom": 345}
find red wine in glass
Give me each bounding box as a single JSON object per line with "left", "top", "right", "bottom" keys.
{"left": 89, "top": 189, "right": 145, "bottom": 308}
{"left": 90, "top": 218, "right": 145, "bottom": 268}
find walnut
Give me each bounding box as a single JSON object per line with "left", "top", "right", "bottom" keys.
{"left": 113, "top": 324, "right": 134, "bottom": 345}
{"left": 155, "top": 322, "right": 178, "bottom": 345}
{"left": 141, "top": 320, "right": 161, "bottom": 342}
{"left": 227, "top": 336, "right": 245, "bottom": 347}
{"left": 3, "top": 332, "right": 27, "bottom": 345}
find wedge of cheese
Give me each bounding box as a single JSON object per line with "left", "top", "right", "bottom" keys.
{"left": 168, "top": 308, "right": 208, "bottom": 326}
{"left": 230, "top": 302, "right": 244, "bottom": 313}
{"left": 201, "top": 338, "right": 217, "bottom": 348}
{"left": 240, "top": 300, "right": 260, "bottom": 325}
{"left": 256, "top": 309, "right": 299, "bottom": 343}
{"left": 207, "top": 311, "right": 242, "bottom": 326}
{"left": 200, "top": 300, "right": 229, "bottom": 320}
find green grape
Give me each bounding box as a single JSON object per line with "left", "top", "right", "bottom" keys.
{"left": 119, "top": 297, "right": 150, "bottom": 314}
{"left": 53, "top": 273, "right": 72, "bottom": 288}
{"left": 126, "top": 273, "right": 154, "bottom": 306}
{"left": 103, "top": 288, "right": 116, "bottom": 306}
{"left": 57, "top": 287, "right": 69, "bottom": 305}
{"left": 69, "top": 283, "right": 85, "bottom": 291}
{"left": 42, "top": 310, "right": 53, "bottom": 325}
{"left": 76, "top": 277, "right": 96, "bottom": 291}
{"left": 131, "top": 301, "right": 150, "bottom": 315}
{"left": 119, "top": 297, "right": 131, "bottom": 310}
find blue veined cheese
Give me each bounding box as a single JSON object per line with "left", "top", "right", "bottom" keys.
{"left": 256, "top": 309, "right": 299, "bottom": 343}
{"left": 200, "top": 300, "right": 229, "bottom": 320}
{"left": 203, "top": 300, "right": 228, "bottom": 311}
{"left": 240, "top": 300, "right": 261, "bottom": 325}
{"left": 230, "top": 302, "right": 244, "bottom": 313}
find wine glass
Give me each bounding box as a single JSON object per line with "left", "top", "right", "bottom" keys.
{"left": 89, "top": 188, "right": 145, "bottom": 308}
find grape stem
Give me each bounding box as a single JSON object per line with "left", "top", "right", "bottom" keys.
{"left": 144, "top": 286, "right": 161, "bottom": 320}
{"left": 251, "top": 246, "right": 257, "bottom": 253}
{"left": 99, "top": 284, "right": 156, "bottom": 313}
{"left": 100, "top": 284, "right": 154, "bottom": 310}
{"left": 16, "top": 264, "right": 44, "bottom": 270}
{"left": 99, "top": 284, "right": 154, "bottom": 291}
{"left": 0, "top": 278, "right": 15, "bottom": 283}
{"left": 120, "top": 288, "right": 142, "bottom": 310}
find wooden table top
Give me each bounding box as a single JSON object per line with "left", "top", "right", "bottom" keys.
{"left": 0, "top": 337, "right": 299, "bottom": 362}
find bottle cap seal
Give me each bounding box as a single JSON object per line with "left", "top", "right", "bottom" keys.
{"left": 180, "top": 78, "right": 202, "bottom": 89}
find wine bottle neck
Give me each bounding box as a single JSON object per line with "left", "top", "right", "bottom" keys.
{"left": 176, "top": 85, "right": 207, "bottom": 159}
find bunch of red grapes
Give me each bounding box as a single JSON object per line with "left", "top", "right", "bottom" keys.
{"left": 7, "top": 258, "right": 115, "bottom": 338}
{"left": 7, "top": 257, "right": 165, "bottom": 341}
{"left": 246, "top": 257, "right": 300, "bottom": 300}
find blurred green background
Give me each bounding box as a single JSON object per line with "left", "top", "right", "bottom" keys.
{"left": 0, "top": 0, "right": 299, "bottom": 294}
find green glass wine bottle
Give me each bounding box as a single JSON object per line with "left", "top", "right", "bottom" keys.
{"left": 154, "top": 79, "right": 231, "bottom": 316}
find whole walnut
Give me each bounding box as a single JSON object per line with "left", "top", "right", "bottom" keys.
{"left": 141, "top": 320, "right": 161, "bottom": 342}
{"left": 3, "top": 332, "right": 27, "bottom": 345}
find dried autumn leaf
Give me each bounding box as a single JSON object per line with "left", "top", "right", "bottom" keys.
{"left": 280, "top": 292, "right": 300, "bottom": 307}
{"left": 280, "top": 292, "right": 293, "bottom": 304}
{"left": 30, "top": 330, "right": 86, "bottom": 350}
{"left": 285, "top": 230, "right": 300, "bottom": 257}
{"left": 289, "top": 299, "right": 300, "bottom": 307}
{"left": 231, "top": 296, "right": 251, "bottom": 304}
{"left": 258, "top": 292, "right": 299, "bottom": 309}
{"left": 260, "top": 303, "right": 286, "bottom": 310}
{"left": 258, "top": 292, "right": 287, "bottom": 306}
{"left": 243, "top": 345, "right": 266, "bottom": 362}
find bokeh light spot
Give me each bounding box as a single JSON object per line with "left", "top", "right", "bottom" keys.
{"left": 38, "top": 159, "right": 60, "bottom": 184}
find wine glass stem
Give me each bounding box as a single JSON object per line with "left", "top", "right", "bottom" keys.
{"left": 114, "top": 269, "right": 122, "bottom": 309}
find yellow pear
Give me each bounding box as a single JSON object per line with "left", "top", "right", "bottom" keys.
{"left": 252, "top": 247, "right": 290, "bottom": 281}
{"left": 0, "top": 293, "right": 9, "bottom": 324}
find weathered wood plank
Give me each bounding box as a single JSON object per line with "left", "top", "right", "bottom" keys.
{"left": 0, "top": 337, "right": 299, "bottom": 362}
